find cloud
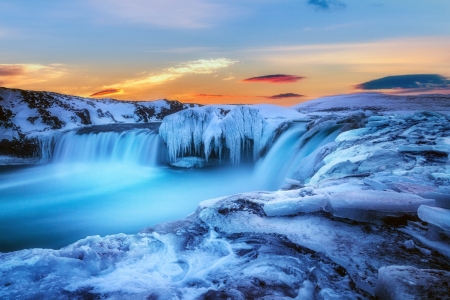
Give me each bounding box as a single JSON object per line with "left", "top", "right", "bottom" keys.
{"left": 308, "top": 0, "right": 346, "bottom": 10}
{"left": 89, "top": 0, "right": 232, "bottom": 29}
{"left": 0, "top": 65, "right": 26, "bottom": 76}
{"left": 242, "top": 38, "right": 450, "bottom": 78}
{"left": 90, "top": 88, "right": 123, "bottom": 97}
{"left": 0, "top": 64, "right": 67, "bottom": 86}
{"left": 105, "top": 58, "right": 237, "bottom": 90}
{"left": 193, "top": 93, "right": 253, "bottom": 99}
{"left": 195, "top": 94, "right": 225, "bottom": 98}
{"left": 355, "top": 74, "right": 450, "bottom": 90}
{"left": 267, "top": 93, "right": 304, "bottom": 99}
{"left": 222, "top": 75, "right": 236, "bottom": 81}
{"left": 242, "top": 74, "right": 305, "bottom": 84}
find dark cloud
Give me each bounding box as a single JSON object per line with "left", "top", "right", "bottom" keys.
{"left": 308, "top": 0, "right": 346, "bottom": 10}
{"left": 242, "top": 74, "right": 305, "bottom": 84}
{"left": 0, "top": 65, "right": 25, "bottom": 76}
{"left": 355, "top": 74, "right": 450, "bottom": 90}
{"left": 90, "top": 88, "right": 123, "bottom": 97}
{"left": 267, "top": 93, "right": 304, "bottom": 99}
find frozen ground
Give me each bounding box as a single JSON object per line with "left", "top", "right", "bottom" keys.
{"left": 1, "top": 92, "right": 450, "bottom": 299}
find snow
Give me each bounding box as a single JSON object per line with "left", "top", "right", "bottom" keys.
{"left": 293, "top": 92, "right": 450, "bottom": 115}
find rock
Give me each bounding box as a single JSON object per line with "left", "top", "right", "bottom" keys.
{"left": 403, "top": 240, "right": 415, "bottom": 250}
{"left": 421, "top": 192, "right": 450, "bottom": 209}
{"left": 170, "top": 156, "right": 208, "bottom": 168}
{"left": 327, "top": 190, "right": 434, "bottom": 223}
{"left": 418, "top": 205, "right": 450, "bottom": 232}
{"left": 375, "top": 266, "right": 450, "bottom": 300}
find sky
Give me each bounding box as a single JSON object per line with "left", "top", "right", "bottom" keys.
{"left": 0, "top": 0, "right": 449, "bottom": 105}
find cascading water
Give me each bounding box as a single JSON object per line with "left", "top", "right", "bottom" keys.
{"left": 51, "top": 129, "right": 163, "bottom": 166}
{"left": 0, "top": 124, "right": 269, "bottom": 252}
{"left": 1, "top": 117, "right": 355, "bottom": 252}
{"left": 254, "top": 121, "right": 347, "bottom": 189}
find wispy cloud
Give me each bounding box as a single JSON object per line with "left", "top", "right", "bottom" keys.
{"left": 222, "top": 75, "right": 236, "bottom": 81}
{"left": 0, "top": 64, "right": 67, "bottom": 86}
{"left": 267, "top": 93, "right": 304, "bottom": 99}
{"left": 0, "top": 65, "right": 25, "bottom": 76}
{"left": 242, "top": 74, "right": 305, "bottom": 84}
{"left": 308, "top": 0, "right": 346, "bottom": 11}
{"left": 193, "top": 93, "right": 253, "bottom": 99}
{"left": 355, "top": 74, "right": 450, "bottom": 91}
{"left": 246, "top": 38, "right": 450, "bottom": 75}
{"left": 89, "top": 0, "right": 232, "bottom": 28}
{"left": 90, "top": 88, "right": 123, "bottom": 97}
{"left": 105, "top": 58, "right": 238, "bottom": 90}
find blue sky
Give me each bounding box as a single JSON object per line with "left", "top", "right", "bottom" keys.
{"left": 1, "top": 0, "right": 449, "bottom": 104}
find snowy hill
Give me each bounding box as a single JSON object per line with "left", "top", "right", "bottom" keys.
{"left": 0, "top": 87, "right": 198, "bottom": 158}
{"left": 293, "top": 92, "right": 450, "bottom": 115}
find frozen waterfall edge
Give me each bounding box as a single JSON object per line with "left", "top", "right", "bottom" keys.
{"left": 159, "top": 105, "right": 308, "bottom": 165}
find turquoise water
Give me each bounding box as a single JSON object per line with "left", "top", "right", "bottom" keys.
{"left": 0, "top": 162, "right": 265, "bottom": 252}
{"left": 0, "top": 127, "right": 269, "bottom": 252}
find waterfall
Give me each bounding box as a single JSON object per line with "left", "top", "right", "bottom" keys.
{"left": 46, "top": 127, "right": 163, "bottom": 166}
{"left": 253, "top": 121, "right": 346, "bottom": 189}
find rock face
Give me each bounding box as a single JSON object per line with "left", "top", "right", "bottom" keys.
{"left": 0, "top": 87, "right": 198, "bottom": 159}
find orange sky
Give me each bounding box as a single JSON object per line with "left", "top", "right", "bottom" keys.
{"left": 1, "top": 1, "right": 450, "bottom": 106}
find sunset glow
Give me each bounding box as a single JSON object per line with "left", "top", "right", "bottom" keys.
{"left": 1, "top": 1, "right": 449, "bottom": 105}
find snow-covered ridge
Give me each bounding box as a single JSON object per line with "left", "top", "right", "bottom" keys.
{"left": 159, "top": 104, "right": 307, "bottom": 164}
{"left": 294, "top": 92, "right": 450, "bottom": 115}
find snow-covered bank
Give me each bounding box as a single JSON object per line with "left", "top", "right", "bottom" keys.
{"left": 2, "top": 104, "right": 450, "bottom": 298}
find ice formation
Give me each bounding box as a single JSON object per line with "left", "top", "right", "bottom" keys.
{"left": 2, "top": 92, "right": 450, "bottom": 299}
{"left": 159, "top": 104, "right": 306, "bottom": 164}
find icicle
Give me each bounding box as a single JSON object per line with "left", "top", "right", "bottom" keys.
{"left": 159, "top": 105, "right": 289, "bottom": 165}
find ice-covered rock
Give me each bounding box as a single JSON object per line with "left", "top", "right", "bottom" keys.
{"left": 375, "top": 266, "right": 450, "bottom": 300}
{"left": 263, "top": 194, "right": 328, "bottom": 216}
{"left": 421, "top": 192, "right": 450, "bottom": 209}
{"left": 159, "top": 104, "right": 307, "bottom": 164}
{"left": 170, "top": 156, "right": 209, "bottom": 168}
{"left": 418, "top": 205, "right": 450, "bottom": 232}
{"left": 326, "top": 190, "right": 434, "bottom": 223}
{"left": 403, "top": 240, "right": 415, "bottom": 249}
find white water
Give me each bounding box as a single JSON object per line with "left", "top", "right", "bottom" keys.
{"left": 52, "top": 129, "right": 162, "bottom": 166}
{"left": 253, "top": 122, "right": 345, "bottom": 189}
